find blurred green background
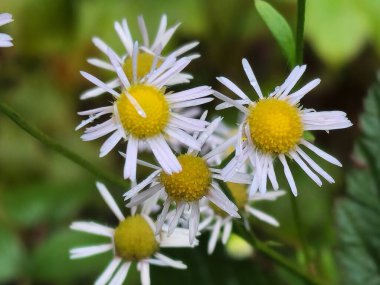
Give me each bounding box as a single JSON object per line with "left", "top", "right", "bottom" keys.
{"left": 0, "top": 0, "right": 379, "bottom": 284}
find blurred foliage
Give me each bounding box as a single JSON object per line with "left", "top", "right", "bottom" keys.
{"left": 336, "top": 74, "right": 380, "bottom": 285}
{"left": 0, "top": 0, "right": 379, "bottom": 284}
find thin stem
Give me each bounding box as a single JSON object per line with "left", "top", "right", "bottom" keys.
{"left": 234, "top": 222, "right": 322, "bottom": 285}
{"left": 295, "top": 0, "right": 306, "bottom": 65}
{"left": 290, "top": 195, "right": 312, "bottom": 269}
{"left": 0, "top": 101, "right": 130, "bottom": 189}
{"left": 217, "top": 180, "right": 322, "bottom": 284}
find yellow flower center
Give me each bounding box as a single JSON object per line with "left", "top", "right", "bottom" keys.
{"left": 247, "top": 98, "right": 303, "bottom": 154}
{"left": 114, "top": 215, "right": 158, "bottom": 261}
{"left": 211, "top": 182, "right": 247, "bottom": 217}
{"left": 123, "top": 52, "right": 162, "bottom": 82}
{"left": 116, "top": 84, "right": 170, "bottom": 138}
{"left": 160, "top": 154, "right": 212, "bottom": 202}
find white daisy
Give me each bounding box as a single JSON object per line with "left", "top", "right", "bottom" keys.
{"left": 0, "top": 13, "right": 13, "bottom": 48}
{"left": 77, "top": 44, "right": 214, "bottom": 182}
{"left": 214, "top": 59, "right": 352, "bottom": 196}
{"left": 199, "top": 183, "right": 285, "bottom": 254}
{"left": 70, "top": 182, "right": 195, "bottom": 285}
{"left": 81, "top": 14, "right": 198, "bottom": 100}
{"left": 124, "top": 117, "right": 250, "bottom": 245}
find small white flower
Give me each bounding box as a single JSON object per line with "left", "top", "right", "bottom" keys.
{"left": 70, "top": 182, "right": 195, "bottom": 285}
{"left": 200, "top": 185, "right": 286, "bottom": 254}
{"left": 124, "top": 117, "right": 251, "bottom": 245}
{"left": 81, "top": 14, "right": 198, "bottom": 100}
{"left": 0, "top": 13, "right": 13, "bottom": 48}
{"left": 214, "top": 59, "right": 352, "bottom": 196}
{"left": 77, "top": 44, "right": 214, "bottom": 182}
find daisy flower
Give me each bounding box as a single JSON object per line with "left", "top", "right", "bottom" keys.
{"left": 77, "top": 44, "right": 214, "bottom": 181}
{"left": 81, "top": 14, "right": 198, "bottom": 100}
{"left": 214, "top": 59, "right": 352, "bottom": 196}
{"left": 124, "top": 117, "right": 250, "bottom": 245}
{"left": 70, "top": 182, "right": 195, "bottom": 285}
{"left": 199, "top": 183, "right": 285, "bottom": 254}
{"left": 0, "top": 13, "right": 13, "bottom": 48}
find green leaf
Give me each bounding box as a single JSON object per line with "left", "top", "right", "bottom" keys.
{"left": 305, "top": 0, "right": 369, "bottom": 67}
{"left": 0, "top": 227, "right": 24, "bottom": 282}
{"left": 336, "top": 73, "right": 380, "bottom": 284}
{"left": 255, "top": 0, "right": 295, "bottom": 66}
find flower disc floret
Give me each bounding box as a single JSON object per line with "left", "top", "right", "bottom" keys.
{"left": 123, "top": 52, "right": 162, "bottom": 82}
{"left": 114, "top": 215, "right": 158, "bottom": 261}
{"left": 247, "top": 98, "right": 303, "bottom": 154}
{"left": 116, "top": 84, "right": 170, "bottom": 138}
{"left": 160, "top": 154, "right": 212, "bottom": 202}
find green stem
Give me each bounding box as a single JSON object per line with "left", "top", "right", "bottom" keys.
{"left": 0, "top": 101, "right": 130, "bottom": 189}
{"left": 295, "top": 0, "right": 306, "bottom": 65}
{"left": 234, "top": 222, "right": 322, "bottom": 285}
{"left": 217, "top": 180, "right": 322, "bottom": 284}
{"left": 290, "top": 195, "right": 312, "bottom": 269}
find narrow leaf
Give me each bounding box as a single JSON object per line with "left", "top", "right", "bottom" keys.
{"left": 255, "top": 0, "right": 295, "bottom": 66}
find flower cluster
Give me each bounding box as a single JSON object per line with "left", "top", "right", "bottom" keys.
{"left": 71, "top": 14, "right": 352, "bottom": 285}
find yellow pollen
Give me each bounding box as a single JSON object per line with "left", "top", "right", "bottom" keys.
{"left": 114, "top": 215, "right": 158, "bottom": 261}
{"left": 116, "top": 84, "right": 169, "bottom": 138}
{"left": 247, "top": 98, "right": 303, "bottom": 154}
{"left": 160, "top": 154, "right": 212, "bottom": 202}
{"left": 123, "top": 52, "right": 162, "bottom": 82}
{"left": 211, "top": 183, "right": 247, "bottom": 217}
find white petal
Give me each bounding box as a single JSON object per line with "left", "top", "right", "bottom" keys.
{"left": 95, "top": 258, "right": 123, "bottom": 285}
{"left": 109, "top": 262, "right": 131, "bottom": 285}
{"left": 287, "top": 79, "right": 321, "bottom": 104}
{"left": 70, "top": 244, "right": 113, "bottom": 259}
{"left": 126, "top": 184, "right": 163, "bottom": 208}
{"left": 171, "top": 97, "right": 214, "bottom": 109}
{"left": 138, "top": 16, "right": 149, "bottom": 47}
{"left": 96, "top": 182, "right": 125, "bottom": 221}
{"left": 147, "top": 135, "right": 182, "bottom": 174}
{"left": 301, "top": 139, "right": 342, "bottom": 166}
{"left": 278, "top": 154, "right": 297, "bottom": 196}
{"left": 156, "top": 199, "right": 171, "bottom": 234}
{"left": 123, "top": 136, "right": 139, "bottom": 181}
{"left": 80, "top": 79, "right": 120, "bottom": 100}
{"left": 168, "top": 202, "right": 186, "bottom": 235}
{"left": 140, "top": 262, "right": 151, "bottom": 285}
{"left": 70, "top": 221, "right": 114, "bottom": 237}
{"left": 302, "top": 111, "right": 352, "bottom": 131}
{"left": 165, "top": 128, "right": 201, "bottom": 150}
{"left": 208, "top": 217, "right": 222, "bottom": 254}
{"left": 242, "top": 58, "right": 263, "bottom": 98}
{"left": 153, "top": 253, "right": 187, "bottom": 269}
{"left": 87, "top": 58, "right": 115, "bottom": 72}
{"left": 169, "top": 41, "right": 199, "bottom": 58}
{"left": 213, "top": 91, "right": 249, "bottom": 114}
{"left": 217, "top": 76, "right": 249, "bottom": 100}
{"left": 80, "top": 71, "right": 119, "bottom": 97}
{"left": 100, "top": 131, "right": 123, "bottom": 157}
{"left": 222, "top": 219, "right": 233, "bottom": 244}
{"left": 114, "top": 20, "right": 133, "bottom": 56}
{"left": 289, "top": 151, "right": 322, "bottom": 186}
{"left": 189, "top": 202, "right": 200, "bottom": 245}
{"left": 124, "top": 170, "right": 161, "bottom": 200}
{"left": 295, "top": 146, "right": 335, "bottom": 183}
{"left": 246, "top": 206, "right": 280, "bottom": 227}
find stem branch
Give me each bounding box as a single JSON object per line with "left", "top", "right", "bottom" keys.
{"left": 0, "top": 101, "right": 129, "bottom": 189}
